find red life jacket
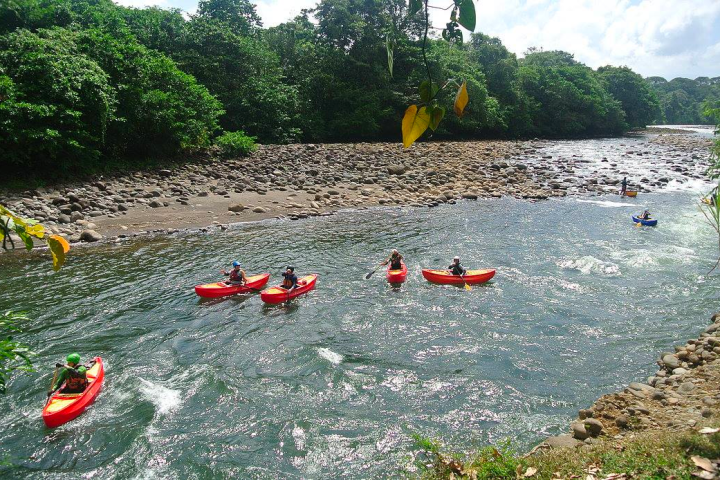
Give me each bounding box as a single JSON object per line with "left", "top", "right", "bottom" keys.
{"left": 63, "top": 366, "right": 88, "bottom": 393}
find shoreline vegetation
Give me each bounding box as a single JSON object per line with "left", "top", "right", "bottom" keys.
{"left": 2, "top": 0, "right": 718, "bottom": 182}
{"left": 418, "top": 311, "right": 720, "bottom": 480}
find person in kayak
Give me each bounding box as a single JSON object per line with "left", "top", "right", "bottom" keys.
{"left": 448, "top": 256, "right": 466, "bottom": 276}
{"left": 620, "top": 177, "right": 628, "bottom": 195}
{"left": 48, "top": 353, "right": 95, "bottom": 396}
{"left": 221, "top": 261, "right": 247, "bottom": 285}
{"left": 639, "top": 210, "right": 651, "bottom": 220}
{"left": 281, "top": 266, "right": 298, "bottom": 290}
{"left": 381, "top": 249, "right": 404, "bottom": 270}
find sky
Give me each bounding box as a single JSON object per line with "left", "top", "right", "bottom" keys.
{"left": 113, "top": 0, "right": 720, "bottom": 80}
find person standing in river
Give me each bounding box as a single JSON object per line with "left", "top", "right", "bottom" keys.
{"left": 620, "top": 177, "right": 628, "bottom": 195}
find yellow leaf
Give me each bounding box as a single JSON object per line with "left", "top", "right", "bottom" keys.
{"left": 47, "top": 235, "right": 70, "bottom": 271}
{"left": 401, "top": 104, "right": 431, "bottom": 148}
{"left": 25, "top": 223, "right": 45, "bottom": 239}
{"left": 524, "top": 467, "right": 538, "bottom": 477}
{"left": 454, "top": 80, "right": 469, "bottom": 118}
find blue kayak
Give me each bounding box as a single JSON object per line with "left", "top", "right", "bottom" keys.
{"left": 632, "top": 215, "right": 657, "bottom": 226}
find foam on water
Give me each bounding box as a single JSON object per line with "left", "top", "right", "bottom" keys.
{"left": 317, "top": 347, "right": 343, "bottom": 365}
{"left": 575, "top": 199, "right": 637, "bottom": 208}
{"left": 557, "top": 256, "right": 621, "bottom": 276}
{"left": 138, "top": 378, "right": 181, "bottom": 415}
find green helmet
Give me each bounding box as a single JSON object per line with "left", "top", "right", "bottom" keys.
{"left": 67, "top": 353, "right": 81, "bottom": 365}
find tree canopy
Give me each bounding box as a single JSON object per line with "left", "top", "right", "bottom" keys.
{"left": 0, "top": 0, "right": 666, "bottom": 179}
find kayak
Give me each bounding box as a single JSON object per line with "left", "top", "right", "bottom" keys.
{"left": 422, "top": 268, "right": 496, "bottom": 285}
{"left": 623, "top": 191, "right": 638, "bottom": 197}
{"left": 386, "top": 262, "right": 408, "bottom": 284}
{"left": 194, "top": 273, "right": 270, "bottom": 298}
{"left": 260, "top": 274, "right": 318, "bottom": 304}
{"left": 632, "top": 215, "right": 657, "bottom": 227}
{"left": 42, "top": 357, "right": 104, "bottom": 428}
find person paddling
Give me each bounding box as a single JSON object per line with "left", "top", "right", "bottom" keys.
{"left": 280, "top": 266, "right": 298, "bottom": 290}
{"left": 449, "top": 256, "right": 466, "bottom": 276}
{"left": 381, "top": 249, "right": 404, "bottom": 270}
{"left": 639, "top": 210, "right": 651, "bottom": 220}
{"left": 221, "top": 261, "right": 247, "bottom": 285}
{"left": 48, "top": 353, "right": 95, "bottom": 397}
{"left": 620, "top": 177, "right": 628, "bottom": 195}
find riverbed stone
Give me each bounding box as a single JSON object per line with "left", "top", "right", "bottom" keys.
{"left": 662, "top": 354, "right": 680, "bottom": 369}
{"left": 545, "top": 435, "right": 582, "bottom": 449}
{"left": 583, "top": 418, "right": 603, "bottom": 437}
{"left": 80, "top": 229, "right": 102, "bottom": 242}
{"left": 571, "top": 422, "right": 589, "bottom": 440}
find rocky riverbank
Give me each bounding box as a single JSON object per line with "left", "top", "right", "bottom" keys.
{"left": 0, "top": 132, "right": 713, "bottom": 248}
{"left": 538, "top": 310, "right": 720, "bottom": 454}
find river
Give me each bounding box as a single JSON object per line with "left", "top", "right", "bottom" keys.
{"left": 0, "top": 132, "right": 718, "bottom": 478}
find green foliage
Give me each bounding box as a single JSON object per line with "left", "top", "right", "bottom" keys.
{"left": 597, "top": 65, "right": 661, "bottom": 128}
{"left": 646, "top": 76, "right": 720, "bottom": 125}
{"left": 0, "top": 311, "right": 35, "bottom": 394}
{"left": 215, "top": 130, "right": 257, "bottom": 158}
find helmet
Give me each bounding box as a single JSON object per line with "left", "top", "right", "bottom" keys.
{"left": 232, "top": 261, "right": 241, "bottom": 267}
{"left": 453, "top": 256, "right": 460, "bottom": 261}
{"left": 67, "top": 353, "right": 81, "bottom": 365}
{"left": 286, "top": 265, "right": 295, "bottom": 272}
{"left": 392, "top": 249, "right": 398, "bottom": 254}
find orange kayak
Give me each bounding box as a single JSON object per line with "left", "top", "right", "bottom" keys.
{"left": 43, "top": 357, "right": 104, "bottom": 428}
{"left": 422, "top": 269, "right": 496, "bottom": 285}
{"left": 387, "top": 262, "right": 408, "bottom": 283}
{"left": 261, "top": 274, "right": 318, "bottom": 304}
{"left": 194, "top": 273, "right": 270, "bottom": 298}
{"left": 623, "top": 191, "right": 638, "bottom": 197}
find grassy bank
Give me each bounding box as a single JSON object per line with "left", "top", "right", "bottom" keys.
{"left": 416, "top": 421, "right": 720, "bottom": 479}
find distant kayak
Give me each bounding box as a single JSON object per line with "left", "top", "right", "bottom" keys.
{"left": 422, "top": 268, "right": 496, "bottom": 285}
{"left": 386, "top": 262, "right": 408, "bottom": 284}
{"left": 622, "top": 191, "right": 638, "bottom": 197}
{"left": 195, "top": 273, "right": 270, "bottom": 298}
{"left": 632, "top": 216, "right": 657, "bottom": 226}
{"left": 43, "top": 357, "right": 104, "bottom": 428}
{"left": 261, "top": 274, "right": 318, "bottom": 304}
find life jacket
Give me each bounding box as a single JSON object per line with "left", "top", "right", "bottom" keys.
{"left": 282, "top": 273, "right": 296, "bottom": 288}
{"left": 390, "top": 254, "right": 402, "bottom": 269}
{"left": 229, "top": 269, "right": 243, "bottom": 282}
{"left": 63, "top": 366, "right": 88, "bottom": 393}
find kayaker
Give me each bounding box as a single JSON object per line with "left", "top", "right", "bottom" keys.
{"left": 221, "top": 261, "right": 247, "bottom": 285}
{"left": 381, "top": 249, "right": 404, "bottom": 270}
{"left": 48, "top": 353, "right": 95, "bottom": 396}
{"left": 620, "top": 177, "right": 627, "bottom": 195}
{"left": 281, "top": 266, "right": 298, "bottom": 290}
{"left": 448, "top": 256, "right": 466, "bottom": 276}
{"left": 639, "top": 210, "right": 651, "bottom": 220}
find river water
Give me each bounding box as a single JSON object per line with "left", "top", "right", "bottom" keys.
{"left": 1, "top": 133, "right": 719, "bottom": 478}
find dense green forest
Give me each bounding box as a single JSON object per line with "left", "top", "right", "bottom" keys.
{"left": 0, "top": 0, "right": 681, "bottom": 178}
{"left": 647, "top": 76, "right": 720, "bottom": 125}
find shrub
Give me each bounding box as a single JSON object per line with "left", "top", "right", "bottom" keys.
{"left": 215, "top": 130, "right": 257, "bottom": 158}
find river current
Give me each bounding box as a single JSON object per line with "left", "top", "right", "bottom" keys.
{"left": 1, "top": 132, "right": 718, "bottom": 478}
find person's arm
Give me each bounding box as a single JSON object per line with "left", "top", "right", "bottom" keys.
{"left": 221, "top": 269, "right": 229, "bottom": 276}
{"left": 241, "top": 270, "right": 247, "bottom": 284}
{"left": 291, "top": 275, "right": 298, "bottom": 289}
{"left": 49, "top": 368, "right": 68, "bottom": 395}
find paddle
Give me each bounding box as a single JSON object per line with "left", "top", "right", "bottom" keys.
{"left": 365, "top": 259, "right": 388, "bottom": 279}
{"left": 46, "top": 364, "right": 61, "bottom": 404}
{"left": 459, "top": 271, "right": 472, "bottom": 291}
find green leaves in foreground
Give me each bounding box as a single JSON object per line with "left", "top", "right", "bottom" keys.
{"left": 1, "top": 203, "right": 70, "bottom": 270}
{"left": 0, "top": 311, "right": 36, "bottom": 395}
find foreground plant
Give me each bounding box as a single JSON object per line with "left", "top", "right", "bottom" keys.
{"left": 701, "top": 102, "right": 720, "bottom": 273}
{"left": 0, "top": 311, "right": 35, "bottom": 394}
{"left": 0, "top": 204, "right": 70, "bottom": 271}
{"left": 393, "top": 0, "right": 475, "bottom": 148}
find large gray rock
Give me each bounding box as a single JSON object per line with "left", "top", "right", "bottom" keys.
{"left": 583, "top": 418, "right": 603, "bottom": 437}
{"left": 545, "top": 435, "right": 582, "bottom": 449}
{"left": 80, "top": 229, "right": 102, "bottom": 242}
{"left": 662, "top": 354, "right": 680, "bottom": 369}
{"left": 571, "top": 422, "right": 589, "bottom": 440}
{"left": 678, "top": 382, "right": 696, "bottom": 394}
{"left": 387, "top": 165, "right": 406, "bottom": 175}
{"left": 228, "top": 203, "right": 245, "bottom": 212}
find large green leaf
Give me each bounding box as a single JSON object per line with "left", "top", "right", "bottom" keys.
{"left": 428, "top": 106, "right": 446, "bottom": 131}
{"left": 419, "top": 80, "right": 439, "bottom": 103}
{"left": 458, "top": 0, "right": 476, "bottom": 31}
{"left": 409, "top": 0, "right": 423, "bottom": 16}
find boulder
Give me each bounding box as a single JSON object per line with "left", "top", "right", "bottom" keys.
{"left": 228, "top": 203, "right": 245, "bottom": 212}
{"left": 615, "top": 414, "right": 630, "bottom": 429}
{"left": 662, "top": 354, "right": 680, "bottom": 369}
{"left": 545, "top": 435, "right": 582, "bottom": 449}
{"left": 79, "top": 229, "right": 102, "bottom": 242}
{"left": 387, "top": 165, "right": 406, "bottom": 175}
{"left": 571, "top": 422, "right": 589, "bottom": 440}
{"left": 583, "top": 418, "right": 603, "bottom": 437}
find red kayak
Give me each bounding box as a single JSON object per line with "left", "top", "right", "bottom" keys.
{"left": 260, "top": 274, "right": 318, "bottom": 304}
{"left": 387, "top": 262, "right": 408, "bottom": 284}
{"left": 42, "top": 357, "right": 104, "bottom": 428}
{"left": 422, "top": 268, "right": 496, "bottom": 285}
{"left": 194, "top": 273, "right": 271, "bottom": 298}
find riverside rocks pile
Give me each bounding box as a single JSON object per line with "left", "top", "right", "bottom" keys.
{"left": 0, "top": 134, "right": 713, "bottom": 246}
{"left": 542, "top": 311, "right": 720, "bottom": 450}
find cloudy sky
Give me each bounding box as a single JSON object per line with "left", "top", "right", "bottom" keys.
{"left": 114, "top": 0, "right": 720, "bottom": 80}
